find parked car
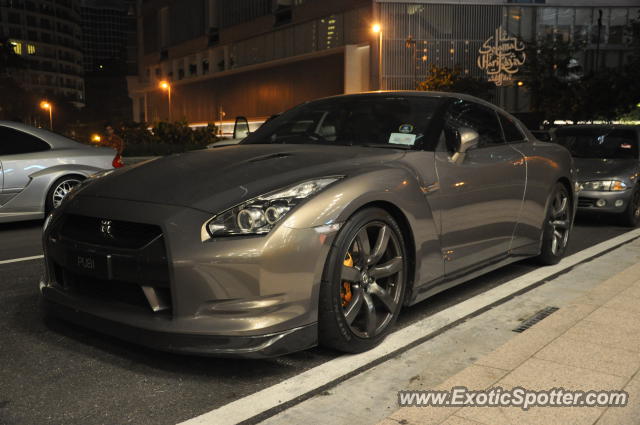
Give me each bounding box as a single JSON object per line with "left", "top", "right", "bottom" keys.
{"left": 207, "top": 116, "right": 267, "bottom": 148}
{"left": 0, "top": 121, "right": 122, "bottom": 223}
{"left": 40, "top": 92, "right": 576, "bottom": 357}
{"left": 554, "top": 125, "right": 640, "bottom": 226}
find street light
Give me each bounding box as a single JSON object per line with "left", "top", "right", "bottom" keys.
{"left": 40, "top": 100, "right": 53, "bottom": 130}
{"left": 159, "top": 80, "right": 172, "bottom": 122}
{"left": 372, "top": 24, "right": 383, "bottom": 90}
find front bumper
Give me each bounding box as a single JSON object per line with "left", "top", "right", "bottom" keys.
{"left": 40, "top": 196, "right": 336, "bottom": 357}
{"left": 41, "top": 293, "right": 317, "bottom": 357}
{"left": 577, "top": 189, "right": 632, "bottom": 214}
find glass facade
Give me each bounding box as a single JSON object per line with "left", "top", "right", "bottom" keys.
{"left": 379, "top": 2, "right": 639, "bottom": 111}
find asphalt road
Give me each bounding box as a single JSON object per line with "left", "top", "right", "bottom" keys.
{"left": 0, "top": 214, "right": 633, "bottom": 425}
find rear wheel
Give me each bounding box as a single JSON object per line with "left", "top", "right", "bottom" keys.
{"left": 537, "top": 183, "right": 572, "bottom": 265}
{"left": 318, "top": 208, "right": 407, "bottom": 353}
{"left": 45, "top": 176, "right": 83, "bottom": 215}
{"left": 621, "top": 187, "right": 640, "bottom": 227}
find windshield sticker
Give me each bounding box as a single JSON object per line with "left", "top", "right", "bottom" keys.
{"left": 389, "top": 133, "right": 416, "bottom": 146}
{"left": 399, "top": 124, "right": 414, "bottom": 134}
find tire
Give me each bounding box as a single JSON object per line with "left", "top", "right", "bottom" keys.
{"left": 621, "top": 187, "right": 640, "bottom": 227}
{"left": 45, "top": 176, "right": 83, "bottom": 216}
{"left": 318, "top": 208, "right": 408, "bottom": 353}
{"left": 536, "top": 183, "right": 572, "bottom": 265}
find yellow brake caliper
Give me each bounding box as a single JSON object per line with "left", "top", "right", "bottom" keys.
{"left": 341, "top": 252, "right": 354, "bottom": 307}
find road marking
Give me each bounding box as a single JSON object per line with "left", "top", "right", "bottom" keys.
{"left": 180, "top": 227, "right": 640, "bottom": 425}
{"left": 0, "top": 255, "right": 44, "bottom": 265}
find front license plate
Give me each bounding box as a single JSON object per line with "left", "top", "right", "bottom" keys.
{"left": 67, "top": 249, "right": 109, "bottom": 278}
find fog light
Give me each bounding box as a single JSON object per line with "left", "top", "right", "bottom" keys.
{"left": 615, "top": 200, "right": 624, "bottom": 207}
{"left": 596, "top": 199, "right": 606, "bottom": 207}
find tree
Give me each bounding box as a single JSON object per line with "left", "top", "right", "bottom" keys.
{"left": 521, "top": 36, "right": 586, "bottom": 121}
{"left": 416, "top": 64, "right": 494, "bottom": 100}
{"left": 522, "top": 11, "right": 640, "bottom": 123}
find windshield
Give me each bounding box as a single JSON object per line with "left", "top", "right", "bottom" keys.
{"left": 242, "top": 96, "right": 444, "bottom": 150}
{"left": 555, "top": 128, "right": 638, "bottom": 159}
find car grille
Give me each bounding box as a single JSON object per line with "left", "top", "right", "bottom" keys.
{"left": 578, "top": 197, "right": 595, "bottom": 208}
{"left": 55, "top": 265, "right": 162, "bottom": 311}
{"left": 50, "top": 214, "right": 172, "bottom": 314}
{"left": 58, "top": 214, "right": 162, "bottom": 249}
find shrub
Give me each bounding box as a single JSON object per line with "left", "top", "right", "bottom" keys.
{"left": 120, "top": 121, "right": 218, "bottom": 156}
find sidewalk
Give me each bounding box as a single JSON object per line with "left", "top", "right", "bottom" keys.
{"left": 379, "top": 263, "right": 640, "bottom": 425}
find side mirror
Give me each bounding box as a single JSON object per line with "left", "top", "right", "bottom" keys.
{"left": 233, "top": 116, "right": 250, "bottom": 140}
{"left": 450, "top": 127, "right": 479, "bottom": 164}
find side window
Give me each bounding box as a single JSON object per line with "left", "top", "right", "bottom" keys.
{"left": 444, "top": 100, "right": 505, "bottom": 149}
{"left": 0, "top": 126, "right": 51, "bottom": 155}
{"left": 499, "top": 114, "right": 527, "bottom": 144}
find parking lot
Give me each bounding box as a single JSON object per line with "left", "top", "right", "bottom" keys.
{"left": 0, "top": 215, "right": 633, "bottom": 425}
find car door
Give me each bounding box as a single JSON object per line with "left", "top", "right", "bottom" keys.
{"left": 0, "top": 125, "right": 52, "bottom": 205}
{"left": 431, "top": 99, "right": 526, "bottom": 277}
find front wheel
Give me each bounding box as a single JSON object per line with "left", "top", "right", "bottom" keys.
{"left": 45, "top": 176, "right": 83, "bottom": 215}
{"left": 621, "top": 187, "right": 640, "bottom": 227}
{"left": 536, "top": 183, "right": 572, "bottom": 265}
{"left": 318, "top": 208, "right": 407, "bottom": 353}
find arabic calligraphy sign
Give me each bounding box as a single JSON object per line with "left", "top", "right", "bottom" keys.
{"left": 477, "top": 26, "right": 526, "bottom": 86}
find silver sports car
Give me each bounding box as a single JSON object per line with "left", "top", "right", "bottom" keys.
{"left": 0, "top": 121, "right": 120, "bottom": 223}
{"left": 40, "top": 92, "right": 576, "bottom": 357}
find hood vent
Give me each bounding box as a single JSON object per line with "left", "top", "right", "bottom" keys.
{"left": 247, "top": 152, "right": 292, "bottom": 163}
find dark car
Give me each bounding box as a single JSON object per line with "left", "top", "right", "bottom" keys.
{"left": 555, "top": 125, "right": 640, "bottom": 226}
{"left": 40, "top": 92, "right": 576, "bottom": 358}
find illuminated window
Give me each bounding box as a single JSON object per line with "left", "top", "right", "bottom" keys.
{"left": 27, "top": 44, "right": 36, "bottom": 55}
{"left": 10, "top": 41, "right": 22, "bottom": 55}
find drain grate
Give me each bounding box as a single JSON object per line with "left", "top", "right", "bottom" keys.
{"left": 512, "top": 306, "right": 559, "bottom": 333}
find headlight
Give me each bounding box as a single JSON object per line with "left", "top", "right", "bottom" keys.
{"left": 580, "top": 180, "right": 627, "bottom": 192}
{"left": 206, "top": 177, "right": 342, "bottom": 237}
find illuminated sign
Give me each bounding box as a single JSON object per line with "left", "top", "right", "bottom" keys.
{"left": 477, "top": 26, "right": 526, "bottom": 86}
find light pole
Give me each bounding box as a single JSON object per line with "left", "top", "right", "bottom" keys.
{"left": 372, "top": 24, "right": 383, "bottom": 90}
{"left": 40, "top": 100, "right": 53, "bottom": 130}
{"left": 159, "top": 80, "right": 172, "bottom": 122}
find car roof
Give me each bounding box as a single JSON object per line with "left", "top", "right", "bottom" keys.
{"left": 0, "top": 120, "right": 87, "bottom": 150}
{"left": 317, "top": 90, "right": 502, "bottom": 111}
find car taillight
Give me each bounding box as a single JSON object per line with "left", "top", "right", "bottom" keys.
{"left": 112, "top": 154, "right": 124, "bottom": 168}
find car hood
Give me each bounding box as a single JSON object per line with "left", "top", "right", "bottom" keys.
{"left": 574, "top": 158, "right": 638, "bottom": 182}
{"left": 78, "top": 144, "right": 405, "bottom": 213}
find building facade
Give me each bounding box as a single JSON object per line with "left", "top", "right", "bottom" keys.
{"left": 80, "top": 0, "right": 137, "bottom": 120}
{"left": 128, "top": 0, "right": 638, "bottom": 124}
{"left": 377, "top": 0, "right": 639, "bottom": 113}
{"left": 80, "top": 0, "right": 136, "bottom": 75}
{"left": 0, "top": 0, "right": 85, "bottom": 104}
{"left": 128, "top": 0, "right": 373, "bottom": 124}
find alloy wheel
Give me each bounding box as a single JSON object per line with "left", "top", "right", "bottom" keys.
{"left": 52, "top": 179, "right": 81, "bottom": 208}
{"left": 339, "top": 222, "right": 404, "bottom": 338}
{"left": 549, "top": 190, "right": 570, "bottom": 256}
